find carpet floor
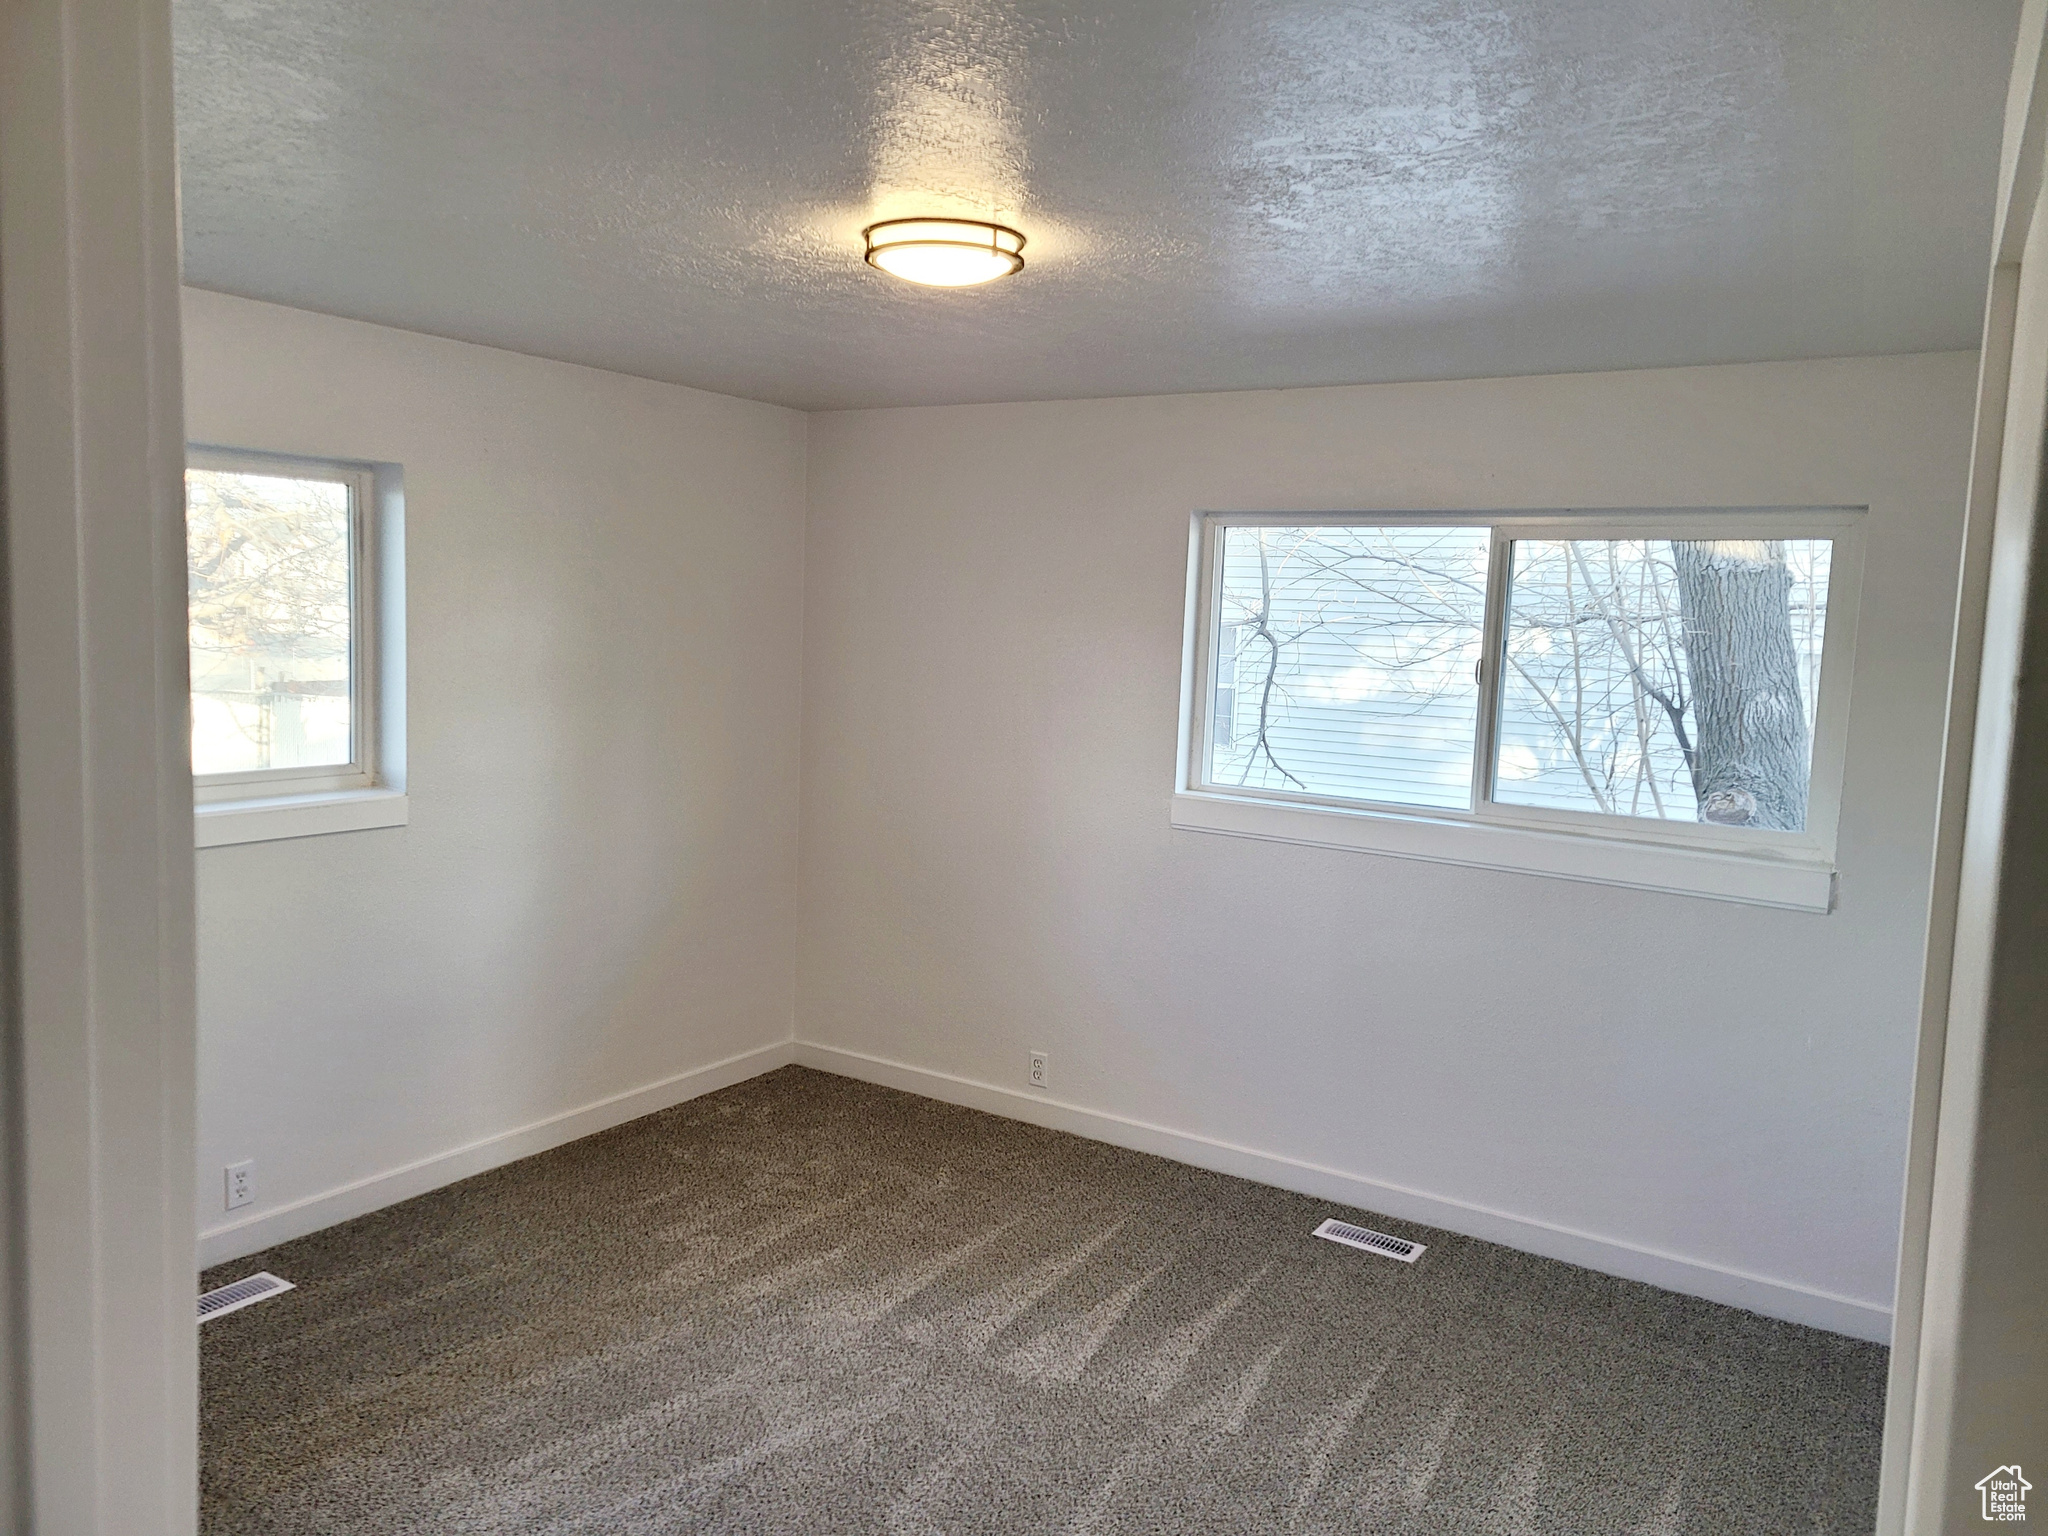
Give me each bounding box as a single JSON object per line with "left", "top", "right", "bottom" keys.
{"left": 200, "top": 1066, "right": 1886, "bottom": 1534}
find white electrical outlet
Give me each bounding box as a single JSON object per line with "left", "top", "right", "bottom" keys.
{"left": 224, "top": 1161, "right": 255, "bottom": 1211}
{"left": 1029, "top": 1051, "right": 1049, "bottom": 1090}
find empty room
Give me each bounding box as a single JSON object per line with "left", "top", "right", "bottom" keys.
{"left": 5, "top": 0, "right": 2048, "bottom": 1532}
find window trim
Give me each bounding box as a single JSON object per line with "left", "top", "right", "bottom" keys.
{"left": 1174, "top": 507, "right": 1865, "bottom": 912}
{"left": 188, "top": 445, "right": 408, "bottom": 846}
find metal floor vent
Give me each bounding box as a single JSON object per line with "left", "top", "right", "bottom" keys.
{"left": 1313, "top": 1218, "right": 1426, "bottom": 1263}
{"left": 198, "top": 1271, "right": 295, "bottom": 1322}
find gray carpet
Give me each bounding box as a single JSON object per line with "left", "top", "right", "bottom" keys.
{"left": 201, "top": 1066, "right": 1886, "bottom": 1534}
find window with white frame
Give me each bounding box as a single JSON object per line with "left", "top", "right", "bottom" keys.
{"left": 187, "top": 448, "right": 406, "bottom": 843}
{"left": 1177, "top": 511, "right": 1861, "bottom": 909}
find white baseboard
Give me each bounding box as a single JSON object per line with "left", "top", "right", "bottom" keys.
{"left": 197, "top": 1040, "right": 797, "bottom": 1268}
{"left": 790, "top": 1041, "right": 1895, "bottom": 1343}
{"left": 200, "top": 1034, "right": 1893, "bottom": 1343}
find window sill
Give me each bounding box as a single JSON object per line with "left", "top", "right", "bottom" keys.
{"left": 1170, "top": 791, "right": 1836, "bottom": 912}
{"left": 195, "top": 787, "right": 408, "bottom": 849}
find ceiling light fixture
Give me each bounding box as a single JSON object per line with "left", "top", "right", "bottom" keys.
{"left": 863, "top": 218, "right": 1026, "bottom": 287}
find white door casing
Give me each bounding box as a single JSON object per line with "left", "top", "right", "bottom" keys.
{"left": 1882, "top": 2, "right": 2048, "bottom": 1530}
{"left": 0, "top": 0, "right": 198, "bottom": 1530}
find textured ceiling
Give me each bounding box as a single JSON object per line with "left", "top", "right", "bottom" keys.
{"left": 174, "top": 0, "right": 2019, "bottom": 410}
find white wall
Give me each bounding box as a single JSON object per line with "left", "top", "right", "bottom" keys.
{"left": 183, "top": 290, "right": 806, "bottom": 1261}
{"left": 797, "top": 353, "right": 1978, "bottom": 1339}
{"left": 184, "top": 308, "right": 1974, "bottom": 1338}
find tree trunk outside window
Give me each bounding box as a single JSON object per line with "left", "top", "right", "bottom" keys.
{"left": 1670, "top": 540, "right": 1810, "bottom": 830}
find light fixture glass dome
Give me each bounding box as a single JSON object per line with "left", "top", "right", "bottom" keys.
{"left": 864, "top": 218, "right": 1026, "bottom": 287}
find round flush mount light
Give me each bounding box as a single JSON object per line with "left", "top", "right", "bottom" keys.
{"left": 863, "top": 218, "right": 1026, "bottom": 287}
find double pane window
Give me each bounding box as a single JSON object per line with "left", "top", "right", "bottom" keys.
{"left": 1195, "top": 514, "right": 1854, "bottom": 848}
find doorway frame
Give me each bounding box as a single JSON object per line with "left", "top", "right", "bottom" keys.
{"left": 1879, "top": 0, "right": 2048, "bottom": 1529}
{"left": 1, "top": 0, "right": 198, "bottom": 1529}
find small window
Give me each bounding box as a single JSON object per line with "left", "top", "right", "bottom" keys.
{"left": 1179, "top": 511, "right": 1861, "bottom": 909}
{"left": 187, "top": 448, "right": 396, "bottom": 817}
